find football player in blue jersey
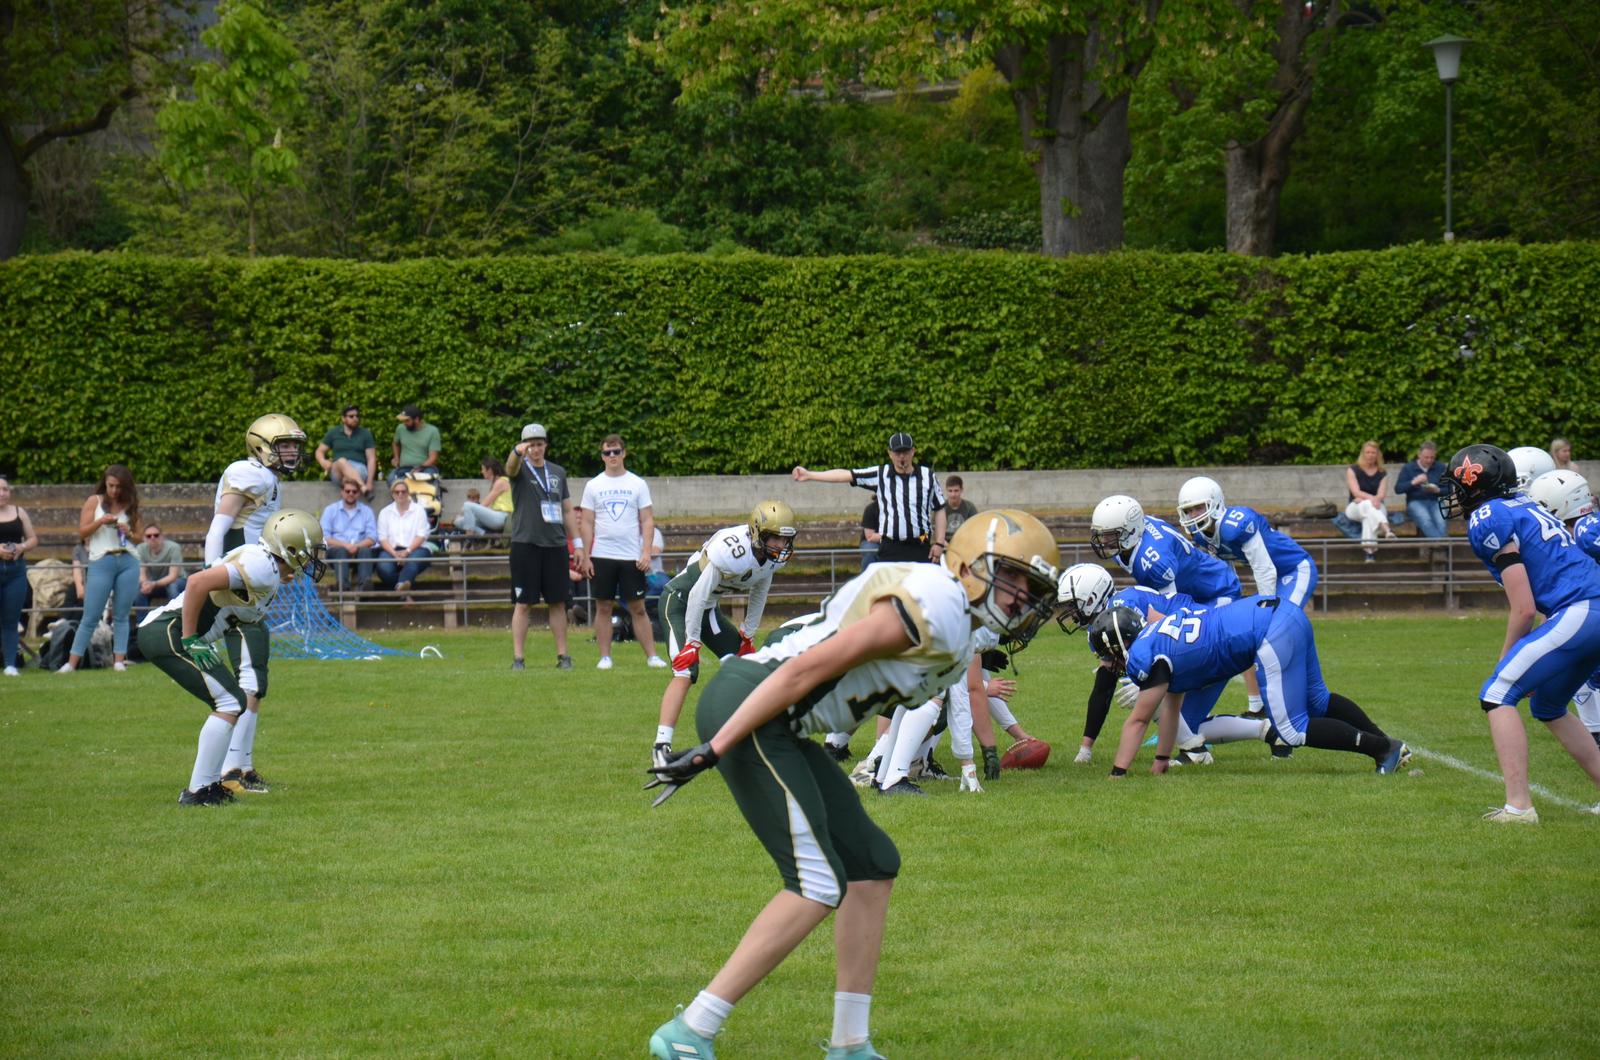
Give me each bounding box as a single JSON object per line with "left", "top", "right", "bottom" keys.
{"left": 1442, "top": 444, "right": 1600, "bottom": 823}
{"left": 1088, "top": 597, "right": 1409, "bottom": 779}
{"left": 1177, "top": 476, "right": 1318, "bottom": 609}
{"left": 1528, "top": 469, "right": 1600, "bottom": 749}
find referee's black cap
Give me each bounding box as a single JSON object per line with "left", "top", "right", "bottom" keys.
{"left": 888, "top": 432, "right": 915, "bottom": 452}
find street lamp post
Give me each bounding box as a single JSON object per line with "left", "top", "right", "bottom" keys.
{"left": 1424, "top": 34, "right": 1471, "bottom": 243}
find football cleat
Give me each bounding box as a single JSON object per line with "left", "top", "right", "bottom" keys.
{"left": 920, "top": 755, "right": 953, "bottom": 781}
{"left": 556, "top": 655, "right": 573, "bottom": 670}
{"left": 877, "top": 778, "right": 926, "bottom": 797}
{"left": 1269, "top": 738, "right": 1294, "bottom": 759}
{"left": 596, "top": 656, "right": 613, "bottom": 671}
{"left": 1073, "top": 745, "right": 1093, "bottom": 764}
{"left": 849, "top": 757, "right": 880, "bottom": 789}
{"left": 648, "top": 655, "right": 668, "bottom": 669}
{"left": 823, "top": 740, "right": 853, "bottom": 762}
{"left": 220, "top": 767, "right": 269, "bottom": 794}
{"left": 649, "top": 1009, "right": 718, "bottom": 1060}
{"left": 178, "top": 782, "right": 235, "bottom": 806}
{"left": 1482, "top": 805, "right": 1539, "bottom": 825}
{"left": 511, "top": 658, "right": 526, "bottom": 671}
{"left": 824, "top": 1040, "right": 887, "bottom": 1059}
{"left": 1170, "top": 747, "right": 1214, "bottom": 767}
{"left": 1375, "top": 740, "right": 1412, "bottom": 775}
{"left": 652, "top": 743, "right": 673, "bottom": 771}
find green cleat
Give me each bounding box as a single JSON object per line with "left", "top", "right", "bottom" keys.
{"left": 824, "top": 1040, "right": 886, "bottom": 1059}
{"left": 649, "top": 1010, "right": 717, "bottom": 1060}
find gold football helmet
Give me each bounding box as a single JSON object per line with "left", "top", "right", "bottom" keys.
{"left": 246, "top": 414, "right": 307, "bottom": 474}
{"left": 944, "top": 508, "right": 1060, "bottom": 649}
{"left": 749, "top": 500, "right": 798, "bottom": 564}
{"left": 260, "top": 508, "right": 327, "bottom": 582}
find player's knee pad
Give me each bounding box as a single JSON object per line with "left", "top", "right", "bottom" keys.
{"left": 1480, "top": 699, "right": 1511, "bottom": 714}
{"left": 863, "top": 831, "right": 901, "bottom": 880}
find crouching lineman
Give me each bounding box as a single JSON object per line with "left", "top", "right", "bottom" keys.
{"left": 1089, "top": 596, "right": 1409, "bottom": 779}
{"left": 651, "top": 501, "right": 797, "bottom": 769}
{"left": 138, "top": 510, "right": 325, "bottom": 806}
{"left": 1444, "top": 446, "right": 1600, "bottom": 822}
{"left": 1529, "top": 469, "right": 1600, "bottom": 748}
{"left": 644, "top": 511, "right": 1059, "bottom": 1060}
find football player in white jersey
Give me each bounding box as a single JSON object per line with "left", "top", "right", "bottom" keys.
{"left": 650, "top": 501, "right": 797, "bottom": 768}
{"left": 199, "top": 414, "right": 308, "bottom": 794}
{"left": 137, "top": 510, "right": 325, "bottom": 806}
{"left": 645, "top": 510, "right": 1059, "bottom": 1060}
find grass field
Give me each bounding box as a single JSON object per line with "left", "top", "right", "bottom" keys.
{"left": 3, "top": 613, "right": 1599, "bottom": 1058}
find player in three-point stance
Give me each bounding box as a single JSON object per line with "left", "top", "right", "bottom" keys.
{"left": 651, "top": 501, "right": 797, "bottom": 769}
{"left": 201, "top": 414, "right": 307, "bottom": 794}
{"left": 1088, "top": 595, "right": 1409, "bottom": 780}
{"left": 1443, "top": 445, "right": 1600, "bottom": 823}
{"left": 138, "top": 509, "right": 325, "bottom": 806}
{"left": 644, "top": 510, "right": 1059, "bottom": 1059}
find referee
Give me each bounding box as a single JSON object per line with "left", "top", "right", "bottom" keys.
{"left": 793, "top": 431, "right": 948, "bottom": 563}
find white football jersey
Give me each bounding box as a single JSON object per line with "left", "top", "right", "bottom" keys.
{"left": 752, "top": 562, "right": 975, "bottom": 736}
{"left": 683, "top": 524, "right": 785, "bottom": 599}
{"left": 140, "top": 543, "right": 283, "bottom": 642}
{"left": 215, "top": 459, "right": 281, "bottom": 544}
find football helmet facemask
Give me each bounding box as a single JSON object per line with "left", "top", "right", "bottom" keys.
{"left": 260, "top": 508, "right": 327, "bottom": 582}
{"left": 749, "top": 500, "right": 797, "bottom": 564}
{"left": 1090, "top": 495, "right": 1145, "bottom": 559}
{"left": 1056, "top": 562, "right": 1115, "bottom": 635}
{"left": 246, "top": 414, "right": 307, "bottom": 474}
{"left": 1176, "top": 476, "right": 1226, "bottom": 541}
{"left": 1507, "top": 446, "right": 1556, "bottom": 493}
{"left": 1528, "top": 470, "right": 1596, "bottom": 524}
{"left": 944, "top": 509, "right": 1060, "bottom": 651}
{"left": 1440, "top": 444, "right": 1518, "bottom": 520}
{"left": 1088, "top": 605, "right": 1145, "bottom": 674}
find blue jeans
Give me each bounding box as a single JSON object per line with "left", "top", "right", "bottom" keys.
{"left": 376, "top": 552, "right": 431, "bottom": 588}
{"left": 72, "top": 551, "right": 140, "bottom": 657}
{"left": 329, "top": 545, "right": 379, "bottom": 590}
{"left": 134, "top": 576, "right": 188, "bottom": 620}
{"left": 1407, "top": 499, "right": 1449, "bottom": 539}
{"left": 456, "top": 503, "right": 508, "bottom": 535}
{"left": 0, "top": 558, "right": 27, "bottom": 668}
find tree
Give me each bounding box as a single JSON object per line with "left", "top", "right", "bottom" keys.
{"left": 0, "top": 0, "right": 193, "bottom": 259}
{"left": 157, "top": 1, "right": 307, "bottom": 256}
{"left": 655, "top": 0, "right": 1179, "bottom": 255}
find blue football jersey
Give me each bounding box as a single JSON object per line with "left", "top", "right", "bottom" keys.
{"left": 1574, "top": 512, "right": 1600, "bottom": 562}
{"left": 1468, "top": 496, "right": 1600, "bottom": 614}
{"left": 1123, "top": 596, "right": 1275, "bottom": 694}
{"left": 1120, "top": 515, "right": 1241, "bottom": 602}
{"left": 1200, "top": 505, "right": 1311, "bottom": 581}
{"left": 1109, "top": 584, "right": 1197, "bottom": 617}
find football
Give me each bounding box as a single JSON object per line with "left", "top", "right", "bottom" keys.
{"left": 999, "top": 738, "right": 1051, "bottom": 770}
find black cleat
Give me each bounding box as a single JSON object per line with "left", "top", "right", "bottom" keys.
{"left": 823, "top": 740, "right": 852, "bottom": 762}
{"left": 920, "top": 755, "right": 953, "bottom": 781}
{"left": 221, "top": 767, "right": 269, "bottom": 794}
{"left": 877, "top": 778, "right": 927, "bottom": 797}
{"left": 178, "top": 781, "right": 236, "bottom": 806}
{"left": 1270, "top": 739, "right": 1294, "bottom": 760}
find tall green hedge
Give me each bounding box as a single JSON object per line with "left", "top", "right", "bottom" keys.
{"left": 4, "top": 245, "right": 1597, "bottom": 482}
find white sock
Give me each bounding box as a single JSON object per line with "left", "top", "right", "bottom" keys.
{"left": 656, "top": 725, "right": 674, "bottom": 746}
{"left": 190, "top": 715, "right": 235, "bottom": 790}
{"left": 683, "top": 990, "right": 733, "bottom": 1038}
{"left": 831, "top": 991, "right": 872, "bottom": 1047}
{"left": 1199, "top": 715, "right": 1272, "bottom": 744}
{"left": 883, "top": 701, "right": 938, "bottom": 787}
{"left": 223, "top": 709, "right": 259, "bottom": 771}
{"left": 1247, "top": 694, "right": 1264, "bottom": 712}
{"left": 1572, "top": 681, "right": 1600, "bottom": 731}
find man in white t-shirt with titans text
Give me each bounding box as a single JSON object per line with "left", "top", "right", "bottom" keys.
{"left": 579, "top": 434, "right": 666, "bottom": 670}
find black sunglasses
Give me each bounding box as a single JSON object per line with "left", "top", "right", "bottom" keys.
{"left": 601, "top": 448, "right": 624, "bottom": 456}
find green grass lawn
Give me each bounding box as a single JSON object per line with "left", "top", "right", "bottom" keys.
{"left": 3, "top": 614, "right": 1598, "bottom": 1058}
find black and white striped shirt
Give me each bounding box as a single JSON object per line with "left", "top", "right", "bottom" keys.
{"left": 852, "top": 463, "right": 946, "bottom": 543}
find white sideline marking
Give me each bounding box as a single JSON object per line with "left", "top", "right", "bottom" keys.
{"left": 1409, "top": 744, "right": 1597, "bottom": 814}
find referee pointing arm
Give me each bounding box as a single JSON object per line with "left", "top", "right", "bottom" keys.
{"left": 793, "top": 431, "right": 947, "bottom": 563}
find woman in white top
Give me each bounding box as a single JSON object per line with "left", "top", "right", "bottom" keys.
{"left": 1551, "top": 437, "right": 1581, "bottom": 479}
{"left": 376, "top": 480, "right": 432, "bottom": 592}
{"left": 61, "top": 464, "right": 142, "bottom": 672}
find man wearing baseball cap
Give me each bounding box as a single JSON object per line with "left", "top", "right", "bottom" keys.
{"left": 391, "top": 403, "right": 441, "bottom": 485}
{"left": 505, "top": 423, "right": 590, "bottom": 670}
{"left": 793, "top": 430, "right": 947, "bottom": 564}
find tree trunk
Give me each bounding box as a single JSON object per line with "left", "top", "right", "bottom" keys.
{"left": 0, "top": 130, "right": 30, "bottom": 261}
{"left": 1224, "top": 140, "right": 1282, "bottom": 256}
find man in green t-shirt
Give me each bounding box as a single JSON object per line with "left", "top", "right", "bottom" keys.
{"left": 315, "top": 405, "right": 378, "bottom": 497}
{"left": 391, "top": 403, "right": 442, "bottom": 485}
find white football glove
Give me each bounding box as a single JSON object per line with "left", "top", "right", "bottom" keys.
{"left": 1073, "top": 745, "right": 1093, "bottom": 764}
{"left": 959, "top": 764, "right": 983, "bottom": 793}
{"left": 1113, "top": 677, "right": 1139, "bottom": 710}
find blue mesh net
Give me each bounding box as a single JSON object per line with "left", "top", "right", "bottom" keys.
{"left": 264, "top": 575, "right": 406, "bottom": 660}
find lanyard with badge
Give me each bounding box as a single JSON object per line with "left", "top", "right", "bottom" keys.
{"left": 525, "top": 456, "right": 563, "bottom": 524}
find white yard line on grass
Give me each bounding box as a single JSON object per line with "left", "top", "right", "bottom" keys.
{"left": 1408, "top": 744, "right": 1599, "bottom": 814}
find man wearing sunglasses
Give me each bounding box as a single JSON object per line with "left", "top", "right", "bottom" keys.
{"left": 579, "top": 435, "right": 666, "bottom": 671}
{"left": 315, "top": 406, "right": 377, "bottom": 498}
{"left": 133, "top": 523, "right": 187, "bottom": 622}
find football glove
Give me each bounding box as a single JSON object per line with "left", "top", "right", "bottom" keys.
{"left": 643, "top": 741, "right": 719, "bottom": 807}
{"left": 182, "top": 635, "right": 220, "bottom": 669}
{"left": 959, "top": 764, "right": 983, "bottom": 793}
{"left": 736, "top": 632, "right": 756, "bottom": 657}
{"left": 670, "top": 641, "right": 702, "bottom": 672}
{"left": 1113, "top": 677, "right": 1139, "bottom": 710}
{"left": 982, "top": 746, "right": 1002, "bottom": 781}
{"left": 1074, "top": 745, "right": 1093, "bottom": 764}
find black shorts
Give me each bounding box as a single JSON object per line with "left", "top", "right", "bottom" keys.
{"left": 877, "top": 538, "right": 932, "bottom": 563}
{"left": 509, "top": 542, "right": 571, "bottom": 606}
{"left": 591, "top": 556, "right": 647, "bottom": 601}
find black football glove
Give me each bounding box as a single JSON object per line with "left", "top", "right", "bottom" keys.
{"left": 980, "top": 648, "right": 1010, "bottom": 673}
{"left": 643, "top": 741, "right": 720, "bottom": 807}
{"left": 982, "top": 745, "right": 1002, "bottom": 781}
